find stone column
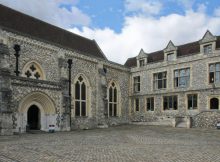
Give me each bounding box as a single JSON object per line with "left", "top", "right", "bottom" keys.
{"left": 0, "top": 43, "right": 13, "bottom": 135}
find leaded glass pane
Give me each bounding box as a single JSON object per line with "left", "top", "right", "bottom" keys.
{"left": 81, "top": 82, "right": 86, "bottom": 100}
{"left": 216, "top": 72, "right": 220, "bottom": 82}
{"left": 75, "top": 101, "right": 80, "bottom": 116}
{"left": 109, "top": 87, "right": 113, "bottom": 102}
{"left": 81, "top": 102, "right": 86, "bottom": 116}
{"left": 109, "top": 103, "right": 112, "bottom": 116}
{"left": 114, "top": 88, "right": 117, "bottom": 102}
{"left": 209, "top": 64, "right": 214, "bottom": 72}
{"left": 114, "top": 104, "right": 117, "bottom": 116}
{"left": 75, "top": 82, "right": 80, "bottom": 100}
{"left": 216, "top": 63, "right": 220, "bottom": 71}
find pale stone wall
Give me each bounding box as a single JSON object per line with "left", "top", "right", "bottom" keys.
{"left": 130, "top": 49, "right": 220, "bottom": 127}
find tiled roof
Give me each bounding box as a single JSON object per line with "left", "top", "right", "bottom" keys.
{"left": 125, "top": 37, "right": 220, "bottom": 68}
{"left": 0, "top": 5, "right": 107, "bottom": 60}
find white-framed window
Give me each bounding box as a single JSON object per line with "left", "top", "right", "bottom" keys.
{"left": 146, "top": 97, "right": 154, "bottom": 111}
{"left": 209, "top": 63, "right": 220, "bottom": 84}
{"left": 174, "top": 68, "right": 190, "bottom": 88}
{"left": 75, "top": 76, "right": 87, "bottom": 117}
{"left": 187, "top": 94, "right": 197, "bottom": 110}
{"left": 108, "top": 82, "right": 118, "bottom": 117}
{"left": 163, "top": 96, "right": 178, "bottom": 110}
{"left": 204, "top": 44, "right": 212, "bottom": 54}
{"left": 133, "top": 76, "right": 140, "bottom": 92}
{"left": 139, "top": 59, "right": 145, "bottom": 67}
{"left": 153, "top": 72, "right": 167, "bottom": 89}
{"left": 167, "top": 53, "right": 175, "bottom": 61}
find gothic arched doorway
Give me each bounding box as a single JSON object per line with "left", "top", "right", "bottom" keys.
{"left": 27, "top": 105, "right": 41, "bottom": 130}
{"left": 210, "top": 98, "right": 219, "bottom": 109}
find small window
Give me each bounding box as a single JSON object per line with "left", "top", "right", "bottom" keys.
{"left": 204, "top": 44, "right": 212, "bottom": 54}
{"left": 209, "top": 63, "right": 220, "bottom": 84}
{"left": 108, "top": 82, "right": 118, "bottom": 117}
{"left": 163, "top": 96, "right": 178, "bottom": 110}
{"left": 135, "top": 98, "right": 139, "bottom": 111}
{"left": 167, "top": 53, "right": 175, "bottom": 61}
{"left": 188, "top": 94, "right": 197, "bottom": 110}
{"left": 146, "top": 97, "right": 154, "bottom": 111}
{"left": 153, "top": 72, "right": 167, "bottom": 89}
{"left": 133, "top": 76, "right": 140, "bottom": 92}
{"left": 174, "top": 68, "right": 190, "bottom": 88}
{"left": 139, "top": 59, "right": 145, "bottom": 67}
{"left": 210, "top": 98, "right": 219, "bottom": 109}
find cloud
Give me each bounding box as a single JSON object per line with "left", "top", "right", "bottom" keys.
{"left": 69, "top": 9, "right": 220, "bottom": 64}
{"left": 0, "top": 0, "right": 90, "bottom": 28}
{"left": 125, "top": 0, "right": 163, "bottom": 15}
{"left": 214, "top": 7, "right": 220, "bottom": 16}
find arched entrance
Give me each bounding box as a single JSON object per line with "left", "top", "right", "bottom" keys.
{"left": 210, "top": 98, "right": 219, "bottom": 109}
{"left": 27, "top": 105, "right": 41, "bottom": 130}
{"left": 17, "top": 92, "right": 57, "bottom": 133}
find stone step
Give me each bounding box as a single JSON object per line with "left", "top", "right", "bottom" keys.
{"left": 132, "top": 121, "right": 172, "bottom": 126}
{"left": 176, "top": 122, "right": 187, "bottom": 128}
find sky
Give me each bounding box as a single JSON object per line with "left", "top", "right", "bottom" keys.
{"left": 1, "top": 0, "right": 220, "bottom": 64}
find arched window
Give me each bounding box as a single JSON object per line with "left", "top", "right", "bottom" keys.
{"left": 22, "top": 61, "right": 45, "bottom": 80}
{"left": 108, "top": 82, "right": 119, "bottom": 117}
{"left": 75, "top": 75, "right": 87, "bottom": 117}
{"left": 210, "top": 98, "right": 219, "bottom": 109}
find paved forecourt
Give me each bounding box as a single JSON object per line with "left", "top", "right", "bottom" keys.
{"left": 0, "top": 125, "right": 220, "bottom": 162}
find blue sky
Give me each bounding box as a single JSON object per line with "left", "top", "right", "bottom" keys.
{"left": 1, "top": 0, "right": 220, "bottom": 64}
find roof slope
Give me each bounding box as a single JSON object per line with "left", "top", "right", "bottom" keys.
{"left": 125, "top": 37, "right": 220, "bottom": 68}
{"left": 0, "top": 4, "right": 107, "bottom": 60}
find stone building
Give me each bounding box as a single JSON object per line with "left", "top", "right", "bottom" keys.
{"left": 0, "top": 5, "right": 220, "bottom": 135}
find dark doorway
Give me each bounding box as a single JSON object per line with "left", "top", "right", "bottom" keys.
{"left": 27, "top": 105, "right": 40, "bottom": 130}
{"left": 210, "top": 98, "right": 219, "bottom": 109}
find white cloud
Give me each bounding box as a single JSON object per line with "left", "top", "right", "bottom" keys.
{"left": 0, "top": 0, "right": 90, "bottom": 28}
{"left": 214, "top": 7, "right": 220, "bottom": 16}
{"left": 125, "top": 0, "right": 163, "bottom": 15}
{"left": 69, "top": 10, "right": 220, "bottom": 64}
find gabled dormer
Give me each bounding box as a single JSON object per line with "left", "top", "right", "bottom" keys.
{"left": 199, "top": 30, "right": 217, "bottom": 55}
{"left": 136, "top": 49, "right": 148, "bottom": 67}
{"left": 163, "top": 40, "right": 177, "bottom": 62}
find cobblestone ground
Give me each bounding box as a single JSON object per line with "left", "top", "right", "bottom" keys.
{"left": 0, "top": 125, "right": 220, "bottom": 162}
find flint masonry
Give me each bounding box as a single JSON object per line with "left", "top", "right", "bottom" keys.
{"left": 0, "top": 5, "right": 220, "bottom": 135}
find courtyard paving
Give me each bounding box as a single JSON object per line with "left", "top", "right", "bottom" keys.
{"left": 0, "top": 125, "right": 220, "bottom": 162}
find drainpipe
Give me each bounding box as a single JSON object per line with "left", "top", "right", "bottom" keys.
{"left": 67, "top": 59, "right": 73, "bottom": 130}
{"left": 14, "top": 44, "right": 21, "bottom": 76}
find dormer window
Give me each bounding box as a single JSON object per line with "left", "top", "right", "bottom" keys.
{"left": 139, "top": 59, "right": 145, "bottom": 67}
{"left": 204, "top": 44, "right": 212, "bottom": 54}
{"left": 167, "top": 53, "right": 175, "bottom": 61}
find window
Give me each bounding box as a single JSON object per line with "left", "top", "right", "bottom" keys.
{"left": 188, "top": 94, "right": 197, "bottom": 110}
{"left": 139, "top": 59, "right": 145, "bottom": 67}
{"left": 133, "top": 76, "right": 140, "bottom": 92}
{"left": 167, "top": 53, "right": 175, "bottom": 61}
{"left": 174, "top": 68, "right": 190, "bottom": 88}
{"left": 146, "top": 97, "right": 154, "bottom": 111}
{"left": 204, "top": 44, "right": 212, "bottom": 54}
{"left": 209, "top": 63, "right": 220, "bottom": 83}
{"left": 135, "top": 98, "right": 139, "bottom": 111}
{"left": 108, "top": 82, "right": 118, "bottom": 117}
{"left": 153, "top": 72, "right": 167, "bottom": 89}
{"left": 163, "top": 96, "right": 178, "bottom": 110}
{"left": 23, "top": 62, "right": 44, "bottom": 80}
{"left": 75, "top": 76, "right": 87, "bottom": 117}
{"left": 210, "top": 98, "right": 219, "bottom": 109}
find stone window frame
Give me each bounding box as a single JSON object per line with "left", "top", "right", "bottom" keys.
{"left": 22, "top": 61, "right": 45, "bottom": 80}
{"left": 187, "top": 94, "right": 198, "bottom": 110}
{"left": 73, "top": 74, "right": 91, "bottom": 118}
{"left": 107, "top": 81, "right": 121, "bottom": 117}
{"left": 208, "top": 96, "right": 220, "bottom": 110}
{"left": 167, "top": 52, "right": 175, "bottom": 61}
{"left": 153, "top": 71, "right": 167, "bottom": 90}
{"left": 209, "top": 62, "right": 220, "bottom": 84}
{"left": 174, "top": 68, "right": 190, "bottom": 88}
{"left": 133, "top": 76, "right": 140, "bottom": 93}
{"left": 139, "top": 59, "right": 145, "bottom": 67}
{"left": 203, "top": 44, "right": 212, "bottom": 54}
{"left": 134, "top": 98, "right": 140, "bottom": 112}
{"left": 145, "top": 97, "right": 154, "bottom": 112}
{"left": 163, "top": 95, "right": 178, "bottom": 111}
